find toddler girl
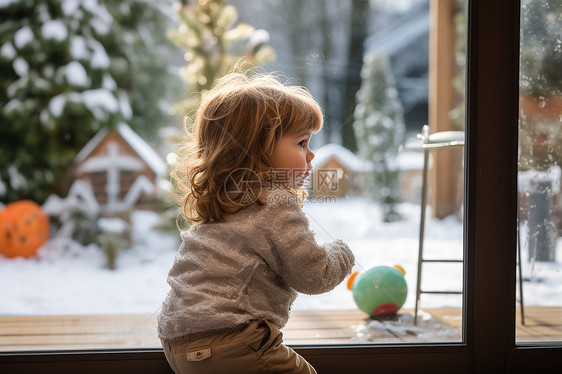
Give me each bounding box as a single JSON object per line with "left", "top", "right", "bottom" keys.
{"left": 158, "top": 72, "right": 355, "bottom": 374}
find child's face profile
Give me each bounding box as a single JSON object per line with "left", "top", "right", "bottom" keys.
{"left": 271, "top": 131, "right": 315, "bottom": 188}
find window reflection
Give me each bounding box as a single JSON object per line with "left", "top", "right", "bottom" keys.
{"left": 517, "top": 0, "right": 562, "bottom": 344}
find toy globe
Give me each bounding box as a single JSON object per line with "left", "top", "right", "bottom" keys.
{"left": 0, "top": 200, "right": 50, "bottom": 259}
{"left": 347, "top": 265, "right": 408, "bottom": 317}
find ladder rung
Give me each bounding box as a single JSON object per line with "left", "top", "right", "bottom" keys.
{"left": 420, "top": 290, "right": 463, "bottom": 295}
{"left": 421, "top": 259, "right": 463, "bottom": 263}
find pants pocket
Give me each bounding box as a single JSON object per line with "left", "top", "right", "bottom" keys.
{"left": 247, "top": 320, "right": 282, "bottom": 354}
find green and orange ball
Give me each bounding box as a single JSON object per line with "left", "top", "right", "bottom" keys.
{"left": 347, "top": 265, "right": 408, "bottom": 317}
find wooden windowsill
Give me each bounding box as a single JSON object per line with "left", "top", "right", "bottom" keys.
{"left": 0, "top": 307, "right": 559, "bottom": 352}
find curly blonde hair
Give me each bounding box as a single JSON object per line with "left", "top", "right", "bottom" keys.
{"left": 172, "top": 72, "right": 323, "bottom": 224}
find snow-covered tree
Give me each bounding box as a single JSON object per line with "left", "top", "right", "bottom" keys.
{"left": 102, "top": 0, "right": 179, "bottom": 140}
{"left": 519, "top": 0, "right": 562, "bottom": 171}
{"left": 354, "top": 50, "right": 405, "bottom": 222}
{"left": 0, "top": 0, "right": 176, "bottom": 204}
{"left": 520, "top": 0, "right": 562, "bottom": 98}
{"left": 168, "top": 0, "right": 276, "bottom": 117}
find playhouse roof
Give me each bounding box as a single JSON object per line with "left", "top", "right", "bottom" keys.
{"left": 75, "top": 122, "right": 166, "bottom": 176}
{"left": 396, "top": 151, "right": 424, "bottom": 171}
{"left": 313, "top": 143, "right": 371, "bottom": 172}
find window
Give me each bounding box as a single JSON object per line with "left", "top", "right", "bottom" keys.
{"left": 516, "top": 0, "right": 562, "bottom": 344}
{"left": 1, "top": 1, "right": 562, "bottom": 373}
{"left": 1, "top": 0, "right": 467, "bottom": 352}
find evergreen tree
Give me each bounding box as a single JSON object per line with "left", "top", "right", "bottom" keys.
{"left": 101, "top": 0, "right": 179, "bottom": 140}
{"left": 0, "top": 0, "right": 176, "bottom": 204}
{"left": 354, "top": 50, "right": 405, "bottom": 222}
{"left": 168, "top": 0, "right": 275, "bottom": 117}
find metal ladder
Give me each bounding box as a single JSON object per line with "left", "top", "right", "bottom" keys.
{"left": 407, "top": 125, "right": 465, "bottom": 324}
{"left": 408, "top": 125, "right": 525, "bottom": 325}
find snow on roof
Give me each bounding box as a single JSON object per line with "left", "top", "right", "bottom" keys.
{"left": 75, "top": 123, "right": 166, "bottom": 176}
{"left": 75, "top": 127, "right": 109, "bottom": 164}
{"left": 313, "top": 143, "right": 370, "bottom": 172}
{"left": 117, "top": 123, "right": 166, "bottom": 176}
{"left": 314, "top": 143, "right": 423, "bottom": 173}
{"left": 396, "top": 151, "right": 424, "bottom": 171}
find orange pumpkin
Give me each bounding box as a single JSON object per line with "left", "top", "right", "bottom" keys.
{"left": 0, "top": 200, "right": 50, "bottom": 258}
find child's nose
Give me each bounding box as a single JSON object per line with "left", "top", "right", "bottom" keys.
{"left": 307, "top": 150, "right": 315, "bottom": 162}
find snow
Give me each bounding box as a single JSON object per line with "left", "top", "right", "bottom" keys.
{"left": 0, "top": 210, "right": 176, "bottom": 315}
{"left": 118, "top": 92, "right": 133, "bottom": 119}
{"left": 82, "top": 88, "right": 119, "bottom": 114}
{"left": 62, "top": 61, "right": 89, "bottom": 87}
{"left": 120, "top": 176, "right": 155, "bottom": 208}
{"left": 79, "top": 142, "right": 144, "bottom": 174}
{"left": 4, "top": 99, "right": 24, "bottom": 115}
{"left": 75, "top": 127, "right": 110, "bottom": 163}
{"left": 352, "top": 309, "right": 460, "bottom": 342}
{"left": 6, "top": 78, "right": 28, "bottom": 99}
{"left": 61, "top": 0, "right": 80, "bottom": 16}
{"left": 314, "top": 143, "right": 371, "bottom": 172}
{"left": 98, "top": 218, "right": 128, "bottom": 234}
{"left": 41, "top": 20, "right": 68, "bottom": 41}
{"left": 102, "top": 74, "right": 117, "bottom": 90}
{"left": 117, "top": 123, "right": 167, "bottom": 176}
{"left": 52, "top": 92, "right": 86, "bottom": 116}
{"left": 89, "top": 40, "right": 110, "bottom": 68}
{"left": 396, "top": 151, "right": 423, "bottom": 171}
{"left": 0, "top": 42, "right": 16, "bottom": 60}
{"left": 70, "top": 36, "right": 89, "bottom": 60}
{"left": 1, "top": 199, "right": 560, "bottom": 319}
{"left": 49, "top": 92, "right": 84, "bottom": 117}
{"left": 42, "top": 179, "right": 100, "bottom": 239}
{"left": 49, "top": 94, "right": 70, "bottom": 117}
{"left": 14, "top": 26, "right": 34, "bottom": 49}
{"left": 84, "top": 0, "right": 113, "bottom": 35}
{"left": 7, "top": 165, "right": 26, "bottom": 190}
{"left": 518, "top": 166, "right": 561, "bottom": 193}
{"left": 33, "top": 77, "right": 51, "bottom": 91}
{"left": 0, "top": 0, "right": 18, "bottom": 8}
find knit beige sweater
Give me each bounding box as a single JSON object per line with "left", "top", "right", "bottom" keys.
{"left": 157, "top": 187, "right": 355, "bottom": 340}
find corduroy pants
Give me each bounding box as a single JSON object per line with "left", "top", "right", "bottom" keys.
{"left": 161, "top": 320, "right": 317, "bottom": 374}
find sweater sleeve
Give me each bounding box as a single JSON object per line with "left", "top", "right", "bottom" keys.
{"left": 263, "top": 191, "right": 355, "bottom": 295}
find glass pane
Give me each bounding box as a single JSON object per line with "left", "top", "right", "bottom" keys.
{"left": 517, "top": 0, "right": 562, "bottom": 344}
{"left": 0, "top": 0, "right": 466, "bottom": 352}
{"left": 236, "top": 0, "right": 466, "bottom": 345}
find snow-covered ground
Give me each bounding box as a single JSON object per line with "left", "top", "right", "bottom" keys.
{"left": 0, "top": 198, "right": 560, "bottom": 317}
